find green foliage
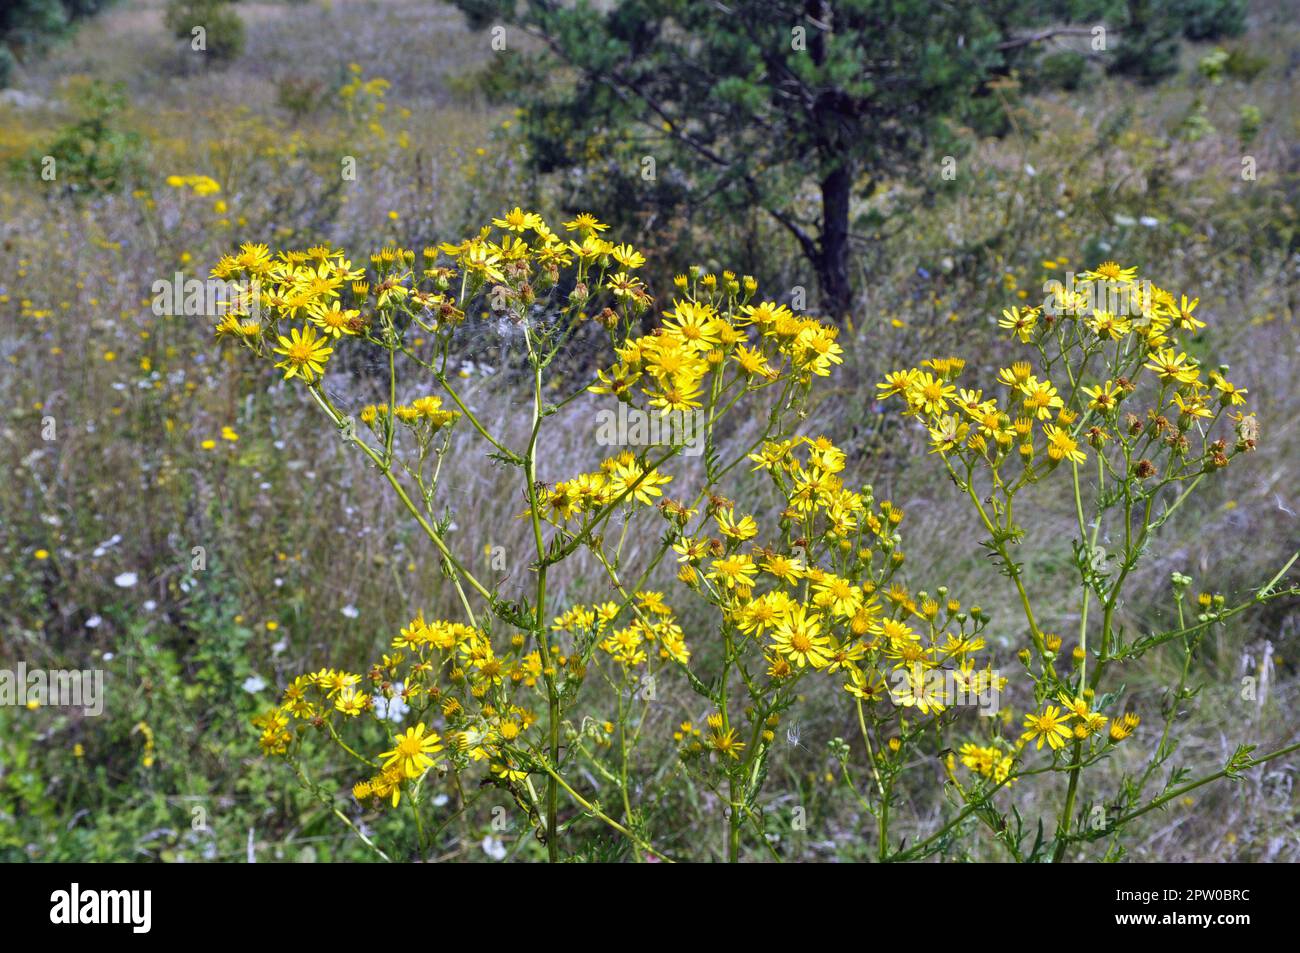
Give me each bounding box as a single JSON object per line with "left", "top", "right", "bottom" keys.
{"left": 30, "top": 79, "right": 145, "bottom": 193}
{"left": 452, "top": 0, "right": 1240, "bottom": 319}
{"left": 1033, "top": 51, "right": 1093, "bottom": 92}
{"left": 1172, "top": 0, "right": 1248, "bottom": 41}
{"left": 0, "top": 0, "right": 118, "bottom": 87}
{"left": 165, "top": 0, "right": 245, "bottom": 64}
{"left": 1222, "top": 46, "right": 1269, "bottom": 81}
{"left": 276, "top": 74, "right": 326, "bottom": 118}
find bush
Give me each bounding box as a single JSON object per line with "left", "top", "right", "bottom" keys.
{"left": 1034, "top": 51, "right": 1092, "bottom": 92}
{"left": 164, "top": 0, "right": 244, "bottom": 64}
{"left": 29, "top": 79, "right": 144, "bottom": 193}
{"left": 1173, "top": 0, "right": 1248, "bottom": 42}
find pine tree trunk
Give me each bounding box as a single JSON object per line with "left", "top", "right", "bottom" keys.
{"left": 819, "top": 163, "right": 853, "bottom": 323}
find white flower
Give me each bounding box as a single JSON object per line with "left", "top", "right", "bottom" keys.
{"left": 85, "top": 615, "right": 103, "bottom": 629}
{"left": 1139, "top": 215, "right": 1159, "bottom": 228}
{"left": 341, "top": 604, "right": 360, "bottom": 619}
{"left": 92, "top": 534, "right": 122, "bottom": 558}
{"left": 481, "top": 836, "right": 507, "bottom": 861}
{"left": 114, "top": 572, "right": 138, "bottom": 588}
{"left": 242, "top": 675, "right": 268, "bottom": 694}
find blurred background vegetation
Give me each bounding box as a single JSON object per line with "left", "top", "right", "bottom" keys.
{"left": 0, "top": 0, "right": 1295, "bottom": 861}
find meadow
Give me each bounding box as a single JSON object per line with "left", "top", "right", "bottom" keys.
{"left": 0, "top": 0, "right": 1296, "bottom": 862}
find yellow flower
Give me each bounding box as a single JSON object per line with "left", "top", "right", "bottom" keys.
{"left": 998, "top": 306, "right": 1038, "bottom": 342}
{"left": 770, "top": 606, "right": 832, "bottom": 669}
{"left": 308, "top": 300, "right": 362, "bottom": 338}
{"left": 707, "top": 726, "right": 745, "bottom": 759}
{"left": 272, "top": 325, "right": 333, "bottom": 381}
{"left": 715, "top": 508, "right": 758, "bottom": 541}
{"left": 707, "top": 553, "right": 757, "bottom": 590}
{"left": 562, "top": 212, "right": 608, "bottom": 234}
{"left": 492, "top": 206, "right": 543, "bottom": 232}
{"left": 1143, "top": 348, "right": 1200, "bottom": 385}
{"left": 379, "top": 723, "right": 444, "bottom": 779}
{"left": 1021, "top": 706, "right": 1074, "bottom": 750}
{"left": 1079, "top": 261, "right": 1137, "bottom": 284}
{"left": 1043, "top": 424, "right": 1086, "bottom": 465}
{"left": 1081, "top": 380, "right": 1121, "bottom": 412}
{"left": 1018, "top": 376, "right": 1064, "bottom": 420}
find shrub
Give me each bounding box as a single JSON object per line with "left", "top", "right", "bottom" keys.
{"left": 1173, "top": 0, "right": 1248, "bottom": 42}
{"left": 1, "top": 1, "right": 121, "bottom": 87}
{"left": 164, "top": 0, "right": 244, "bottom": 64}
{"left": 1034, "top": 51, "right": 1093, "bottom": 92}
{"left": 30, "top": 79, "right": 144, "bottom": 192}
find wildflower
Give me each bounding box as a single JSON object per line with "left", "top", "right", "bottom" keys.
{"left": 1043, "top": 424, "right": 1086, "bottom": 465}
{"left": 907, "top": 371, "right": 955, "bottom": 415}
{"left": 492, "top": 207, "right": 543, "bottom": 232}
{"left": 1087, "top": 310, "right": 1130, "bottom": 340}
{"left": 562, "top": 212, "right": 608, "bottom": 234}
{"left": 715, "top": 508, "right": 758, "bottom": 541}
{"left": 998, "top": 306, "right": 1038, "bottom": 342}
{"left": 959, "top": 743, "right": 1013, "bottom": 783}
{"left": 1019, "top": 376, "right": 1064, "bottom": 420}
{"left": 379, "top": 723, "right": 444, "bottom": 779}
{"left": 707, "top": 553, "right": 757, "bottom": 590}
{"left": 770, "top": 606, "right": 832, "bottom": 669}
{"left": 1021, "top": 706, "right": 1073, "bottom": 751}
{"left": 272, "top": 326, "right": 333, "bottom": 381}
{"left": 1108, "top": 712, "right": 1140, "bottom": 741}
{"left": 308, "top": 300, "right": 363, "bottom": 337}
{"left": 1080, "top": 261, "right": 1138, "bottom": 284}
{"left": 1082, "top": 380, "right": 1121, "bottom": 412}
{"left": 1209, "top": 371, "right": 1247, "bottom": 406}
{"left": 1144, "top": 349, "right": 1200, "bottom": 386}
{"left": 1174, "top": 295, "right": 1205, "bottom": 332}
{"left": 708, "top": 726, "right": 745, "bottom": 759}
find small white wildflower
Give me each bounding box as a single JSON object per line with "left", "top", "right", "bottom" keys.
{"left": 481, "top": 836, "right": 507, "bottom": 861}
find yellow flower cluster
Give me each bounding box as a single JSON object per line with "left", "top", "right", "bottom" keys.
{"left": 668, "top": 436, "right": 1000, "bottom": 714}
{"left": 361, "top": 395, "right": 459, "bottom": 433}
{"left": 552, "top": 594, "right": 690, "bottom": 668}
{"left": 538, "top": 450, "right": 673, "bottom": 522}
{"left": 165, "top": 174, "right": 221, "bottom": 196}
{"left": 879, "top": 263, "right": 1256, "bottom": 476}
{"left": 590, "top": 279, "right": 844, "bottom": 413}
{"left": 255, "top": 612, "right": 557, "bottom": 805}
{"left": 1020, "top": 692, "right": 1140, "bottom": 752}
